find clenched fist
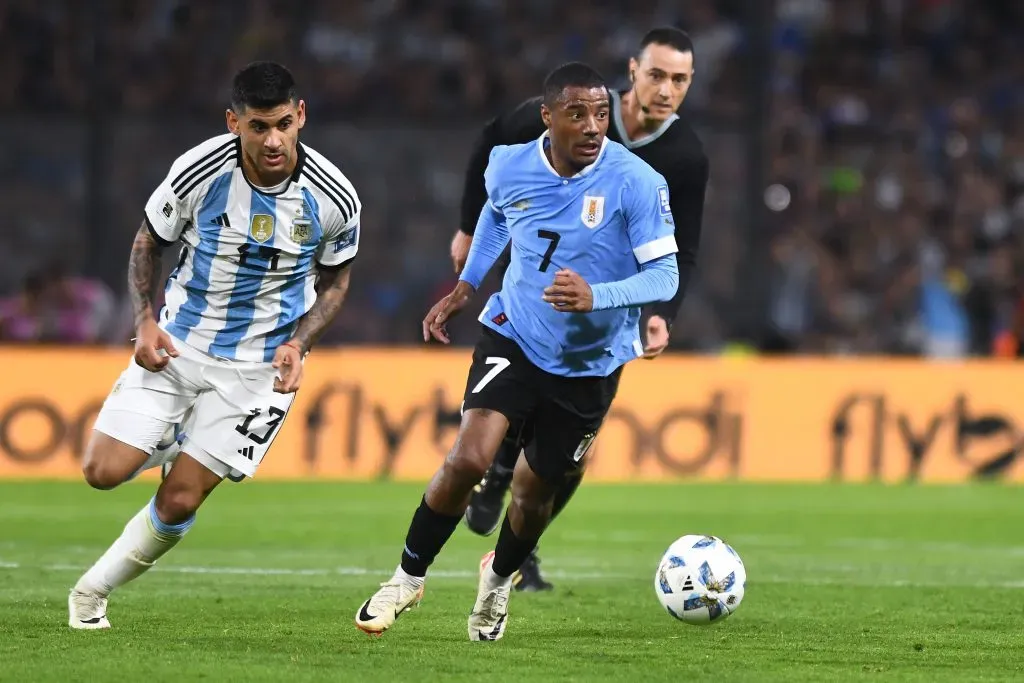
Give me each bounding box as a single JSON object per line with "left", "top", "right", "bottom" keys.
{"left": 542, "top": 269, "right": 593, "bottom": 313}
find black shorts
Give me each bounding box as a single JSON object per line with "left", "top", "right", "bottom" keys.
{"left": 462, "top": 326, "right": 622, "bottom": 483}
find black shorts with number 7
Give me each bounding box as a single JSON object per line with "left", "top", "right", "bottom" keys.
{"left": 462, "top": 326, "right": 622, "bottom": 483}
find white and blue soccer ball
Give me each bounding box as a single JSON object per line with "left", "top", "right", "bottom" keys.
{"left": 654, "top": 534, "right": 746, "bottom": 625}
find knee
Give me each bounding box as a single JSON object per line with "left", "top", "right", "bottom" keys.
{"left": 153, "top": 485, "right": 202, "bottom": 525}
{"left": 81, "top": 458, "right": 125, "bottom": 491}
{"left": 444, "top": 442, "right": 493, "bottom": 485}
{"left": 511, "top": 489, "right": 552, "bottom": 523}
{"left": 82, "top": 432, "right": 143, "bottom": 490}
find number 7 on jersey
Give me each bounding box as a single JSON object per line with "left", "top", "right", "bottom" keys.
{"left": 537, "top": 230, "right": 560, "bottom": 272}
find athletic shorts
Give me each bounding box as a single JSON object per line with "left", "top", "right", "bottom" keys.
{"left": 462, "top": 326, "right": 621, "bottom": 483}
{"left": 93, "top": 335, "right": 295, "bottom": 480}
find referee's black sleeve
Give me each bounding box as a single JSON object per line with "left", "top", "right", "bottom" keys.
{"left": 459, "top": 96, "right": 547, "bottom": 235}
{"left": 649, "top": 151, "right": 709, "bottom": 326}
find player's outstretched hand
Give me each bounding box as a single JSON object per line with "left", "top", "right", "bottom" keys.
{"left": 423, "top": 281, "right": 474, "bottom": 344}
{"left": 272, "top": 342, "right": 304, "bottom": 394}
{"left": 134, "top": 318, "right": 179, "bottom": 372}
{"left": 643, "top": 315, "right": 670, "bottom": 359}
{"left": 450, "top": 229, "right": 472, "bottom": 275}
{"left": 543, "top": 269, "right": 593, "bottom": 313}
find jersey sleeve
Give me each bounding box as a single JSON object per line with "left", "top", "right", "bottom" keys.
{"left": 143, "top": 135, "right": 236, "bottom": 245}
{"left": 482, "top": 147, "right": 507, "bottom": 210}
{"left": 317, "top": 192, "right": 362, "bottom": 267}
{"left": 143, "top": 159, "right": 200, "bottom": 245}
{"left": 460, "top": 148, "right": 511, "bottom": 288}
{"left": 645, "top": 150, "right": 709, "bottom": 324}
{"left": 624, "top": 167, "right": 679, "bottom": 265}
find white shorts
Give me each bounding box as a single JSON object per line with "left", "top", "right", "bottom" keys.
{"left": 93, "top": 337, "right": 296, "bottom": 479}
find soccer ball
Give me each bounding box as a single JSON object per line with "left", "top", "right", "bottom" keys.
{"left": 654, "top": 534, "right": 746, "bottom": 625}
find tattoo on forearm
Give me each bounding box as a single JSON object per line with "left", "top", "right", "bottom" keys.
{"left": 128, "top": 223, "right": 163, "bottom": 327}
{"left": 290, "top": 265, "right": 351, "bottom": 354}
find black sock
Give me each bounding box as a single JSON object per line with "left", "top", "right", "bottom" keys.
{"left": 490, "top": 434, "right": 520, "bottom": 477}
{"left": 511, "top": 476, "right": 580, "bottom": 571}
{"left": 550, "top": 473, "right": 582, "bottom": 521}
{"left": 492, "top": 514, "right": 539, "bottom": 578}
{"left": 400, "top": 496, "right": 463, "bottom": 577}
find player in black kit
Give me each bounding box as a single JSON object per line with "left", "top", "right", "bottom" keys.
{"left": 449, "top": 28, "right": 710, "bottom": 590}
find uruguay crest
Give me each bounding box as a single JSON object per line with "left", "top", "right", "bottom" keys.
{"left": 249, "top": 214, "right": 275, "bottom": 243}
{"left": 581, "top": 195, "right": 605, "bottom": 229}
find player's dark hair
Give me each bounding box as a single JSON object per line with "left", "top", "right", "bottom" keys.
{"left": 639, "top": 27, "right": 694, "bottom": 59}
{"left": 231, "top": 61, "right": 297, "bottom": 112}
{"left": 543, "top": 62, "right": 607, "bottom": 106}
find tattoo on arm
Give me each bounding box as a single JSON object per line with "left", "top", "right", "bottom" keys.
{"left": 128, "top": 222, "right": 165, "bottom": 327}
{"left": 289, "top": 264, "right": 352, "bottom": 354}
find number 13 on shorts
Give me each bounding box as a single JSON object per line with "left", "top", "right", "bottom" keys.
{"left": 233, "top": 405, "right": 287, "bottom": 459}
{"left": 193, "top": 396, "right": 294, "bottom": 478}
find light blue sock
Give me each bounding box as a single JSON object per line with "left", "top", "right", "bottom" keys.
{"left": 148, "top": 497, "right": 195, "bottom": 537}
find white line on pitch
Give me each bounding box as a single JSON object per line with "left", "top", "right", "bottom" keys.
{"left": 2, "top": 560, "right": 1023, "bottom": 589}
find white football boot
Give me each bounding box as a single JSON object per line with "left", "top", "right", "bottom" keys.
{"left": 355, "top": 579, "right": 424, "bottom": 636}
{"left": 68, "top": 590, "right": 110, "bottom": 630}
{"left": 468, "top": 551, "right": 511, "bottom": 641}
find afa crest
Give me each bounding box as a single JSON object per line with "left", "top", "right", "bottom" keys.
{"left": 581, "top": 195, "right": 605, "bottom": 229}
{"left": 249, "top": 214, "right": 275, "bottom": 243}
{"left": 292, "top": 222, "right": 312, "bottom": 244}
{"left": 291, "top": 204, "right": 313, "bottom": 244}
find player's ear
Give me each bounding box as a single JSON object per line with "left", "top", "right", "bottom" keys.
{"left": 628, "top": 57, "right": 639, "bottom": 82}
{"left": 296, "top": 99, "right": 306, "bottom": 129}
{"left": 541, "top": 103, "right": 552, "bottom": 128}
{"left": 225, "top": 108, "right": 240, "bottom": 136}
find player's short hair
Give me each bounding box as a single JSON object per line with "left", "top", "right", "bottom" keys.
{"left": 639, "top": 27, "right": 694, "bottom": 59}
{"left": 543, "top": 62, "right": 607, "bottom": 106}
{"left": 231, "top": 61, "right": 297, "bottom": 112}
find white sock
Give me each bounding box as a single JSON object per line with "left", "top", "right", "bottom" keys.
{"left": 393, "top": 565, "right": 425, "bottom": 590}
{"left": 74, "top": 498, "right": 194, "bottom": 597}
{"left": 483, "top": 563, "right": 513, "bottom": 591}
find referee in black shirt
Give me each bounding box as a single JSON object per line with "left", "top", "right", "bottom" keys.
{"left": 450, "top": 27, "right": 709, "bottom": 591}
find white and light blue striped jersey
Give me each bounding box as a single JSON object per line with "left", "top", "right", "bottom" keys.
{"left": 143, "top": 133, "right": 360, "bottom": 362}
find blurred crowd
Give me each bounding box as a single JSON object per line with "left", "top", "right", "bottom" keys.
{"left": 0, "top": 0, "right": 744, "bottom": 119}
{"left": 751, "top": 0, "right": 1024, "bottom": 356}
{"left": 2, "top": 0, "right": 1023, "bottom": 358}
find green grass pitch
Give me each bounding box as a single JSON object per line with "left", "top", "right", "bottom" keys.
{"left": 1, "top": 481, "right": 1022, "bottom": 682}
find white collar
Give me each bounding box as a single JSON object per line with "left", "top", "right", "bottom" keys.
{"left": 535, "top": 130, "right": 608, "bottom": 179}
{"left": 251, "top": 177, "right": 290, "bottom": 194}
{"left": 610, "top": 89, "right": 679, "bottom": 150}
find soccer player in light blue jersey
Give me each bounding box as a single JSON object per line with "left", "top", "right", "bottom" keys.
{"left": 68, "top": 62, "right": 359, "bottom": 630}
{"left": 355, "top": 62, "right": 678, "bottom": 641}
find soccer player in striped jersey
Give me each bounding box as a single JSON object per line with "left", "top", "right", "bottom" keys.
{"left": 68, "top": 62, "right": 360, "bottom": 630}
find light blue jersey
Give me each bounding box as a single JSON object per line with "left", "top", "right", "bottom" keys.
{"left": 461, "top": 132, "right": 678, "bottom": 377}
{"left": 144, "top": 134, "right": 361, "bottom": 362}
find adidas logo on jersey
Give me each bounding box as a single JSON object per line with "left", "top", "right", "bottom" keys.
{"left": 210, "top": 213, "right": 231, "bottom": 227}
{"left": 237, "top": 446, "right": 254, "bottom": 460}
